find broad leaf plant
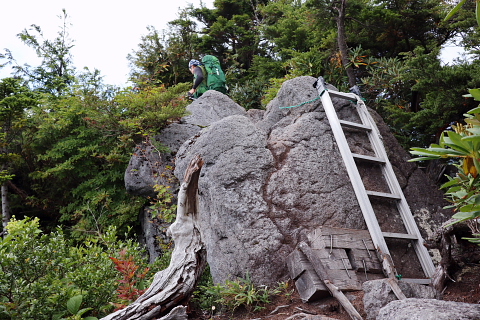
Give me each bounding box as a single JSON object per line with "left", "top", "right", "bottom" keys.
{"left": 410, "top": 89, "right": 480, "bottom": 244}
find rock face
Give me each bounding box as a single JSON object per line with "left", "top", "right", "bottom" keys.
{"left": 363, "top": 279, "right": 441, "bottom": 320}
{"left": 126, "top": 77, "right": 449, "bottom": 285}
{"left": 377, "top": 298, "right": 480, "bottom": 320}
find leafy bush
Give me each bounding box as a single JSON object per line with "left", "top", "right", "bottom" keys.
{"left": 113, "top": 83, "right": 190, "bottom": 137}
{"left": 109, "top": 250, "right": 150, "bottom": 311}
{"left": 410, "top": 89, "right": 480, "bottom": 244}
{"left": 0, "top": 217, "right": 160, "bottom": 319}
{"left": 194, "top": 271, "right": 281, "bottom": 314}
{"left": 229, "top": 78, "right": 269, "bottom": 110}
{"left": 261, "top": 74, "right": 296, "bottom": 108}
{"left": 150, "top": 184, "right": 177, "bottom": 222}
{"left": 19, "top": 83, "right": 190, "bottom": 235}
{"left": 56, "top": 295, "right": 98, "bottom": 320}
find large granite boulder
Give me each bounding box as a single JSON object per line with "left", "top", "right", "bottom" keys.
{"left": 127, "top": 77, "right": 449, "bottom": 285}
{"left": 363, "top": 279, "right": 441, "bottom": 320}
{"left": 125, "top": 91, "right": 245, "bottom": 261}
{"left": 377, "top": 298, "right": 480, "bottom": 320}
{"left": 125, "top": 90, "right": 246, "bottom": 197}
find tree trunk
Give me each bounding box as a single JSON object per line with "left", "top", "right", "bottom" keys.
{"left": 101, "top": 155, "right": 206, "bottom": 320}
{"left": 426, "top": 221, "right": 456, "bottom": 292}
{"left": 336, "top": 0, "right": 356, "bottom": 88}
{"left": 2, "top": 183, "right": 10, "bottom": 233}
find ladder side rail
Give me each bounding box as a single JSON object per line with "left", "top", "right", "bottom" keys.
{"left": 316, "top": 84, "right": 392, "bottom": 264}
{"left": 353, "top": 99, "right": 436, "bottom": 278}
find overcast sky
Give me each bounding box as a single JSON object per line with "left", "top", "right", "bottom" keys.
{"left": 0, "top": 0, "right": 213, "bottom": 87}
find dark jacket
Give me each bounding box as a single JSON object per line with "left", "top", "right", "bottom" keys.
{"left": 192, "top": 66, "right": 208, "bottom": 98}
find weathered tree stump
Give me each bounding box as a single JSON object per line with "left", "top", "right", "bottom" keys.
{"left": 101, "top": 155, "right": 206, "bottom": 320}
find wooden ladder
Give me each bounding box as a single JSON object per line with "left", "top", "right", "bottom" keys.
{"left": 314, "top": 77, "right": 435, "bottom": 281}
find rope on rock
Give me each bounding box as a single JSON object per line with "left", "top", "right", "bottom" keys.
{"left": 279, "top": 89, "right": 326, "bottom": 109}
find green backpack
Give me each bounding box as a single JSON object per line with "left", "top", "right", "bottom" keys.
{"left": 201, "top": 55, "right": 227, "bottom": 94}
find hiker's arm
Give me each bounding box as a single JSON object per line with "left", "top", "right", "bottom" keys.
{"left": 192, "top": 68, "right": 204, "bottom": 90}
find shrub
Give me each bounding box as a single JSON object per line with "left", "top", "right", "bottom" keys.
{"left": 229, "top": 78, "right": 269, "bottom": 110}
{"left": 410, "top": 89, "right": 480, "bottom": 244}
{"left": 0, "top": 217, "right": 159, "bottom": 319}
{"left": 194, "top": 271, "right": 282, "bottom": 315}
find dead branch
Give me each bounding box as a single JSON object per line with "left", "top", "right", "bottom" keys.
{"left": 101, "top": 155, "right": 205, "bottom": 320}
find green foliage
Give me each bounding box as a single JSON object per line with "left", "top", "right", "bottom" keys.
{"left": 229, "top": 78, "right": 269, "bottom": 110}
{"left": 352, "top": 0, "right": 455, "bottom": 57}
{"left": 0, "top": 217, "right": 159, "bottom": 319}
{"left": 261, "top": 74, "right": 296, "bottom": 108}
{"left": 259, "top": 0, "right": 329, "bottom": 61}
{"left": 191, "top": 0, "right": 265, "bottom": 71}
{"left": 0, "top": 78, "right": 38, "bottom": 184}
{"left": 150, "top": 183, "right": 177, "bottom": 224}
{"left": 195, "top": 272, "right": 281, "bottom": 314}
{"left": 57, "top": 295, "right": 98, "bottom": 320}
{"left": 127, "top": 25, "right": 195, "bottom": 89}
{"left": 113, "top": 83, "right": 190, "bottom": 137}
{"left": 148, "top": 165, "right": 178, "bottom": 253}
{"left": 9, "top": 10, "right": 76, "bottom": 95}
{"left": 410, "top": 91, "right": 480, "bottom": 244}
{"left": 407, "top": 0, "right": 480, "bottom": 246}
{"left": 15, "top": 83, "right": 189, "bottom": 234}
{"left": 22, "top": 92, "right": 138, "bottom": 233}
{"left": 191, "top": 266, "right": 216, "bottom": 311}
{"left": 128, "top": 26, "right": 168, "bottom": 88}
{"left": 445, "top": 0, "right": 480, "bottom": 27}
{"left": 361, "top": 47, "right": 480, "bottom": 148}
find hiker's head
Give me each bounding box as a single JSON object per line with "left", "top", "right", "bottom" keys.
{"left": 188, "top": 59, "right": 201, "bottom": 72}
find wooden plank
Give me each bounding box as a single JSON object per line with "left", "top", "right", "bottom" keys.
{"left": 287, "top": 248, "right": 356, "bottom": 280}
{"left": 305, "top": 226, "right": 385, "bottom": 278}
{"left": 313, "top": 227, "right": 376, "bottom": 250}
{"left": 349, "top": 248, "right": 383, "bottom": 274}
{"left": 323, "top": 269, "right": 361, "bottom": 291}
{"left": 318, "top": 248, "right": 348, "bottom": 260}
{"left": 387, "top": 278, "right": 407, "bottom": 300}
{"left": 299, "top": 242, "right": 364, "bottom": 320}
{"left": 287, "top": 249, "right": 330, "bottom": 301}
{"left": 307, "top": 228, "right": 327, "bottom": 249}
{"left": 321, "top": 256, "right": 352, "bottom": 271}
{"left": 286, "top": 249, "right": 307, "bottom": 280}
{"left": 308, "top": 248, "right": 347, "bottom": 260}
{"left": 316, "top": 248, "right": 361, "bottom": 290}
{"left": 294, "top": 268, "right": 330, "bottom": 302}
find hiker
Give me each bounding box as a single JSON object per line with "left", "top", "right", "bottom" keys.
{"left": 188, "top": 59, "right": 208, "bottom": 99}
{"left": 188, "top": 56, "right": 228, "bottom": 99}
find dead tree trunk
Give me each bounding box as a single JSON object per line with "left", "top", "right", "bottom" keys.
{"left": 101, "top": 155, "right": 206, "bottom": 320}
{"left": 425, "top": 221, "right": 457, "bottom": 292}
{"left": 2, "top": 183, "right": 10, "bottom": 233}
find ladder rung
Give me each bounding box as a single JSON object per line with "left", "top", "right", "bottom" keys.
{"left": 352, "top": 153, "right": 385, "bottom": 164}
{"left": 366, "top": 190, "right": 401, "bottom": 200}
{"left": 328, "top": 91, "right": 357, "bottom": 100}
{"left": 399, "top": 278, "right": 432, "bottom": 285}
{"left": 382, "top": 232, "right": 418, "bottom": 240}
{"left": 339, "top": 120, "right": 371, "bottom": 131}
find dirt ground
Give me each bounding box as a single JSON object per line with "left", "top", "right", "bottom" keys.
{"left": 188, "top": 264, "right": 480, "bottom": 320}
